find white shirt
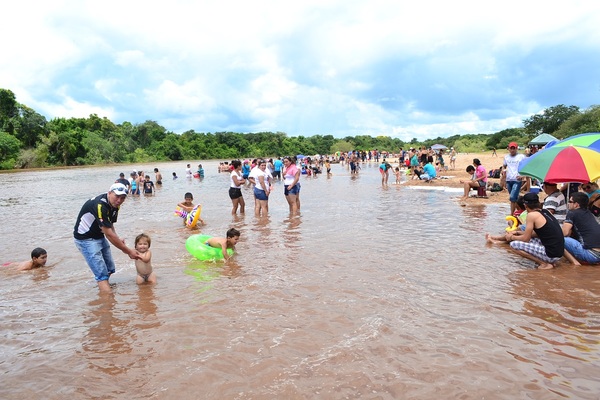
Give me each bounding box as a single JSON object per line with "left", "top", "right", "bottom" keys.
{"left": 253, "top": 168, "right": 272, "bottom": 192}
{"left": 503, "top": 153, "right": 525, "bottom": 181}
{"left": 230, "top": 170, "right": 243, "bottom": 188}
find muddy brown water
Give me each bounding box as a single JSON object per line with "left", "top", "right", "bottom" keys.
{"left": 1, "top": 161, "right": 599, "bottom": 399}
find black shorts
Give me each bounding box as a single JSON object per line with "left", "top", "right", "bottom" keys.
{"left": 229, "top": 187, "right": 243, "bottom": 199}
{"left": 272, "top": 171, "right": 281, "bottom": 178}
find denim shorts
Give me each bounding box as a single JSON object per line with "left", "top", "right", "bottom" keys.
{"left": 74, "top": 237, "right": 116, "bottom": 281}
{"left": 564, "top": 237, "right": 600, "bottom": 264}
{"left": 284, "top": 183, "right": 301, "bottom": 196}
{"left": 506, "top": 180, "right": 522, "bottom": 202}
{"left": 253, "top": 187, "right": 269, "bottom": 201}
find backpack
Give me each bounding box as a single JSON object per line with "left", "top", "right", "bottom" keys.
{"left": 490, "top": 182, "right": 503, "bottom": 192}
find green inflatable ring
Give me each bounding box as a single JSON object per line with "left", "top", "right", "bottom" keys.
{"left": 186, "top": 234, "right": 234, "bottom": 261}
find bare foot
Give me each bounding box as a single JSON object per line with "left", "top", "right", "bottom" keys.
{"left": 485, "top": 233, "right": 498, "bottom": 244}
{"left": 538, "top": 263, "right": 555, "bottom": 270}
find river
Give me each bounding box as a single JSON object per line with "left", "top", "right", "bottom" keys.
{"left": 1, "top": 160, "right": 599, "bottom": 399}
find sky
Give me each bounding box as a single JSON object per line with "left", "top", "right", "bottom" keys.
{"left": 2, "top": 0, "right": 599, "bottom": 141}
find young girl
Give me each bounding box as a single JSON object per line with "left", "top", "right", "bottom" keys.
{"left": 394, "top": 167, "right": 402, "bottom": 184}
{"left": 135, "top": 233, "right": 156, "bottom": 284}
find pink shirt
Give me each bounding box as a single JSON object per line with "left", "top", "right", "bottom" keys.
{"left": 476, "top": 165, "right": 487, "bottom": 182}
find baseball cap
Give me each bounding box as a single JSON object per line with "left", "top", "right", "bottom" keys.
{"left": 109, "top": 183, "right": 128, "bottom": 196}
{"left": 523, "top": 192, "right": 539, "bottom": 205}
{"left": 508, "top": 142, "right": 518, "bottom": 149}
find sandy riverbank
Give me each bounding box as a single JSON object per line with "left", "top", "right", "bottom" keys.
{"left": 390, "top": 150, "right": 512, "bottom": 206}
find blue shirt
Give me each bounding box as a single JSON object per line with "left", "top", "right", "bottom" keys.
{"left": 423, "top": 163, "right": 436, "bottom": 178}
{"left": 274, "top": 159, "right": 283, "bottom": 172}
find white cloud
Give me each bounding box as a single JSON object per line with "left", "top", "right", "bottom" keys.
{"left": 1, "top": 0, "right": 599, "bottom": 139}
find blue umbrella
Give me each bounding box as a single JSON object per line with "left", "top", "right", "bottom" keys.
{"left": 296, "top": 154, "right": 306, "bottom": 159}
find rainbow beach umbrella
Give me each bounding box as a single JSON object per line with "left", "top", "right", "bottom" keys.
{"left": 545, "top": 132, "right": 600, "bottom": 152}
{"left": 518, "top": 145, "right": 600, "bottom": 184}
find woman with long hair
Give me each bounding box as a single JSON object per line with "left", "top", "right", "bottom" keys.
{"left": 282, "top": 156, "right": 301, "bottom": 215}
{"left": 229, "top": 160, "right": 246, "bottom": 214}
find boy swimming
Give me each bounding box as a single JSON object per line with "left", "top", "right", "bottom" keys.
{"left": 2, "top": 248, "right": 49, "bottom": 271}
{"left": 205, "top": 228, "right": 240, "bottom": 260}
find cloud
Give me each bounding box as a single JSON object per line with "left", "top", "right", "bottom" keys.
{"left": 1, "top": 0, "right": 599, "bottom": 142}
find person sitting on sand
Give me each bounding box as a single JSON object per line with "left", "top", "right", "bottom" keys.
{"left": 420, "top": 160, "right": 437, "bottom": 182}
{"left": 460, "top": 159, "right": 487, "bottom": 199}
{"left": 490, "top": 192, "right": 564, "bottom": 270}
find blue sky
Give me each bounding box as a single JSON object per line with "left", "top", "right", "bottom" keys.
{"left": 2, "top": 0, "right": 599, "bottom": 141}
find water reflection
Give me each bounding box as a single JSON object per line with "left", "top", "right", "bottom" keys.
{"left": 81, "top": 295, "right": 131, "bottom": 375}
{"left": 460, "top": 204, "right": 488, "bottom": 232}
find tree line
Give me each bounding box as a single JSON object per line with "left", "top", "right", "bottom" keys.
{"left": 0, "top": 88, "right": 597, "bottom": 170}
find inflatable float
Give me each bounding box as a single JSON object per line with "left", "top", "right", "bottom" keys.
{"left": 175, "top": 204, "right": 202, "bottom": 228}
{"left": 505, "top": 216, "right": 519, "bottom": 232}
{"left": 186, "top": 234, "right": 234, "bottom": 261}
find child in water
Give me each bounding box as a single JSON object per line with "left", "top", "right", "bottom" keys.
{"left": 134, "top": 233, "right": 156, "bottom": 284}
{"left": 143, "top": 175, "right": 155, "bottom": 195}
{"left": 394, "top": 167, "right": 402, "bottom": 184}
{"left": 205, "top": 228, "right": 240, "bottom": 260}
{"left": 175, "top": 192, "right": 205, "bottom": 225}
{"left": 485, "top": 196, "right": 527, "bottom": 243}
{"left": 2, "top": 247, "right": 48, "bottom": 271}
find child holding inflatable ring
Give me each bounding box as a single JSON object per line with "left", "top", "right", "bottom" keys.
{"left": 485, "top": 196, "right": 527, "bottom": 243}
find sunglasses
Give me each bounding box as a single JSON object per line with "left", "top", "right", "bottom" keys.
{"left": 582, "top": 185, "right": 591, "bottom": 190}
{"left": 509, "top": 146, "right": 517, "bottom": 149}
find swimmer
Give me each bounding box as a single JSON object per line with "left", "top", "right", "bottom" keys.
{"left": 3, "top": 248, "right": 49, "bottom": 271}
{"left": 204, "top": 228, "right": 240, "bottom": 261}
{"left": 134, "top": 233, "right": 156, "bottom": 284}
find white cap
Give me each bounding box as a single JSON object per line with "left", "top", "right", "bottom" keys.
{"left": 109, "top": 183, "right": 128, "bottom": 196}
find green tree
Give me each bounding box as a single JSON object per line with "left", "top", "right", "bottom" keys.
{"left": 330, "top": 140, "right": 353, "bottom": 153}
{"left": 522, "top": 104, "right": 580, "bottom": 137}
{"left": 0, "top": 89, "right": 19, "bottom": 134}
{"left": 14, "top": 104, "right": 47, "bottom": 147}
{"left": 552, "top": 105, "right": 600, "bottom": 139}
{"left": 0, "top": 131, "right": 21, "bottom": 167}
{"left": 485, "top": 128, "right": 526, "bottom": 149}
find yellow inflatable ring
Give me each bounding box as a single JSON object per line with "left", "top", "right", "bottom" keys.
{"left": 505, "top": 216, "right": 518, "bottom": 231}
{"left": 174, "top": 204, "right": 202, "bottom": 228}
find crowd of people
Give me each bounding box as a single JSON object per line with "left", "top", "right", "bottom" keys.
{"left": 485, "top": 142, "right": 600, "bottom": 269}
{"left": 4, "top": 145, "right": 599, "bottom": 294}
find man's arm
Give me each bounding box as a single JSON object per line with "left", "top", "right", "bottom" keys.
{"left": 562, "top": 221, "right": 573, "bottom": 237}
{"left": 101, "top": 226, "right": 139, "bottom": 259}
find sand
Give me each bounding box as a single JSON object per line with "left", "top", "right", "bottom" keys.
{"left": 392, "top": 150, "right": 512, "bottom": 206}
